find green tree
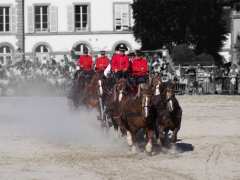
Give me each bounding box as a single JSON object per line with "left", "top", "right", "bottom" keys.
{"left": 132, "top": 0, "right": 229, "bottom": 64}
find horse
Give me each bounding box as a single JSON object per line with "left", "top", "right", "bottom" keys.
{"left": 101, "top": 78, "right": 128, "bottom": 136}
{"left": 153, "top": 80, "right": 182, "bottom": 145}
{"left": 67, "top": 70, "right": 84, "bottom": 108}
{"left": 113, "top": 78, "right": 155, "bottom": 153}
{"left": 67, "top": 70, "right": 94, "bottom": 108}
{"left": 82, "top": 72, "right": 103, "bottom": 108}
{"left": 83, "top": 72, "right": 120, "bottom": 130}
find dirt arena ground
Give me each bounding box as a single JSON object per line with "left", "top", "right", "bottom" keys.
{"left": 0, "top": 96, "right": 240, "bottom": 180}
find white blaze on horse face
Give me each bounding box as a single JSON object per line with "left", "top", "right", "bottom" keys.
{"left": 98, "top": 80, "right": 103, "bottom": 96}
{"left": 144, "top": 96, "right": 149, "bottom": 118}
{"left": 168, "top": 100, "right": 174, "bottom": 112}
{"left": 118, "top": 90, "right": 123, "bottom": 102}
{"left": 155, "top": 84, "right": 160, "bottom": 95}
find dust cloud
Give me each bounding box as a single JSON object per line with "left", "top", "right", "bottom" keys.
{"left": 11, "top": 80, "right": 66, "bottom": 96}
{"left": 0, "top": 97, "right": 124, "bottom": 148}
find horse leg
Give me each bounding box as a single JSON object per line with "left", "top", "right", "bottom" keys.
{"left": 131, "top": 131, "right": 138, "bottom": 153}
{"left": 126, "top": 129, "right": 137, "bottom": 153}
{"left": 157, "top": 126, "right": 165, "bottom": 146}
{"left": 145, "top": 128, "right": 153, "bottom": 153}
{"left": 154, "top": 121, "right": 159, "bottom": 141}
{"left": 171, "top": 113, "right": 182, "bottom": 143}
{"left": 163, "top": 129, "right": 171, "bottom": 147}
{"left": 171, "top": 127, "right": 179, "bottom": 143}
{"left": 126, "top": 130, "right": 133, "bottom": 146}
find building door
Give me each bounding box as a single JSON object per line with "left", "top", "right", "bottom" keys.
{"left": 0, "top": 46, "right": 12, "bottom": 65}
{"left": 74, "top": 43, "right": 90, "bottom": 55}
{"left": 35, "top": 45, "right": 50, "bottom": 63}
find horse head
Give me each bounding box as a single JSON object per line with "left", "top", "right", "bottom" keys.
{"left": 113, "top": 78, "right": 127, "bottom": 102}
{"left": 151, "top": 74, "right": 163, "bottom": 96}
{"left": 141, "top": 86, "right": 152, "bottom": 118}
{"left": 165, "top": 81, "right": 176, "bottom": 112}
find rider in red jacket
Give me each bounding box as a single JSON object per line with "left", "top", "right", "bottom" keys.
{"left": 111, "top": 45, "right": 129, "bottom": 79}
{"left": 130, "top": 50, "right": 149, "bottom": 97}
{"left": 95, "top": 51, "right": 109, "bottom": 73}
{"left": 77, "top": 50, "right": 93, "bottom": 72}
{"left": 131, "top": 55, "right": 148, "bottom": 77}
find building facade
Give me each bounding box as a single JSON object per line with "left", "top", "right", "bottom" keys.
{"left": 0, "top": 0, "right": 140, "bottom": 64}
{"left": 0, "top": 0, "right": 239, "bottom": 65}
{"left": 231, "top": 5, "right": 240, "bottom": 66}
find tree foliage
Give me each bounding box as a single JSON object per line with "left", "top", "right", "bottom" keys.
{"left": 132, "top": 0, "right": 229, "bottom": 63}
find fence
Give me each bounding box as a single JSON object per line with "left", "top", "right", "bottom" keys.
{"left": 175, "top": 77, "right": 240, "bottom": 95}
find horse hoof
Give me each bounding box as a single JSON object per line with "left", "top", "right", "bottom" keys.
{"left": 157, "top": 139, "right": 162, "bottom": 146}
{"left": 171, "top": 138, "right": 177, "bottom": 143}
{"left": 145, "top": 142, "right": 153, "bottom": 153}
{"left": 145, "top": 151, "right": 153, "bottom": 156}
{"left": 114, "top": 131, "right": 118, "bottom": 138}
{"left": 131, "top": 145, "right": 137, "bottom": 154}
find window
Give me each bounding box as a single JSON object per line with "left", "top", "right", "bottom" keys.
{"left": 115, "top": 43, "right": 129, "bottom": 51}
{"left": 235, "top": 3, "right": 240, "bottom": 12}
{"left": 36, "top": 45, "right": 49, "bottom": 53}
{"left": 0, "top": 46, "right": 12, "bottom": 65}
{"left": 35, "top": 45, "right": 50, "bottom": 62}
{"left": 75, "top": 43, "right": 90, "bottom": 55}
{"left": 75, "top": 5, "right": 89, "bottom": 31}
{"left": 0, "top": 7, "right": 10, "bottom": 32}
{"left": 114, "top": 4, "right": 131, "bottom": 31}
{"left": 34, "top": 6, "right": 49, "bottom": 32}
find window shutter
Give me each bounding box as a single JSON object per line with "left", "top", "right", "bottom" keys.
{"left": 122, "top": 4, "right": 130, "bottom": 30}
{"left": 130, "top": 5, "right": 134, "bottom": 29}
{"left": 67, "top": 5, "right": 74, "bottom": 32}
{"left": 114, "top": 4, "right": 122, "bottom": 30}
{"left": 10, "top": 6, "right": 17, "bottom": 33}
{"left": 50, "top": 6, "right": 58, "bottom": 32}
{"left": 28, "top": 6, "right": 34, "bottom": 33}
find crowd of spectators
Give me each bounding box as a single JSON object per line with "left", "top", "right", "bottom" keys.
{"left": 0, "top": 55, "right": 76, "bottom": 96}
{"left": 0, "top": 50, "right": 239, "bottom": 96}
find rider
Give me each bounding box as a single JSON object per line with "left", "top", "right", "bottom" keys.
{"left": 95, "top": 50, "right": 110, "bottom": 73}
{"left": 77, "top": 48, "right": 93, "bottom": 78}
{"left": 111, "top": 44, "right": 129, "bottom": 80}
{"left": 130, "top": 50, "right": 149, "bottom": 97}
{"left": 151, "top": 53, "right": 162, "bottom": 75}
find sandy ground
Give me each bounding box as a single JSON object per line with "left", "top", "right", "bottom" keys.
{"left": 0, "top": 96, "right": 240, "bottom": 180}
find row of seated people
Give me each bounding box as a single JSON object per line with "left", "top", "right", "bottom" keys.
{"left": 76, "top": 44, "right": 148, "bottom": 87}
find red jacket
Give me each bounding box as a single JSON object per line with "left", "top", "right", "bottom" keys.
{"left": 131, "top": 57, "right": 148, "bottom": 77}
{"left": 95, "top": 56, "right": 109, "bottom": 72}
{"left": 77, "top": 55, "right": 93, "bottom": 71}
{"left": 111, "top": 54, "right": 129, "bottom": 72}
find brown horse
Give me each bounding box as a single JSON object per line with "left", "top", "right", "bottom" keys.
{"left": 67, "top": 70, "right": 86, "bottom": 108}
{"left": 153, "top": 80, "right": 182, "bottom": 145}
{"left": 114, "top": 78, "right": 155, "bottom": 153}
{"left": 82, "top": 72, "right": 103, "bottom": 108}
{"left": 81, "top": 72, "right": 114, "bottom": 129}
{"left": 103, "top": 78, "right": 128, "bottom": 135}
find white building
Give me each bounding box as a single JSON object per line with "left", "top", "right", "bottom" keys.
{"left": 0, "top": 0, "right": 239, "bottom": 65}
{"left": 0, "top": 0, "right": 140, "bottom": 64}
